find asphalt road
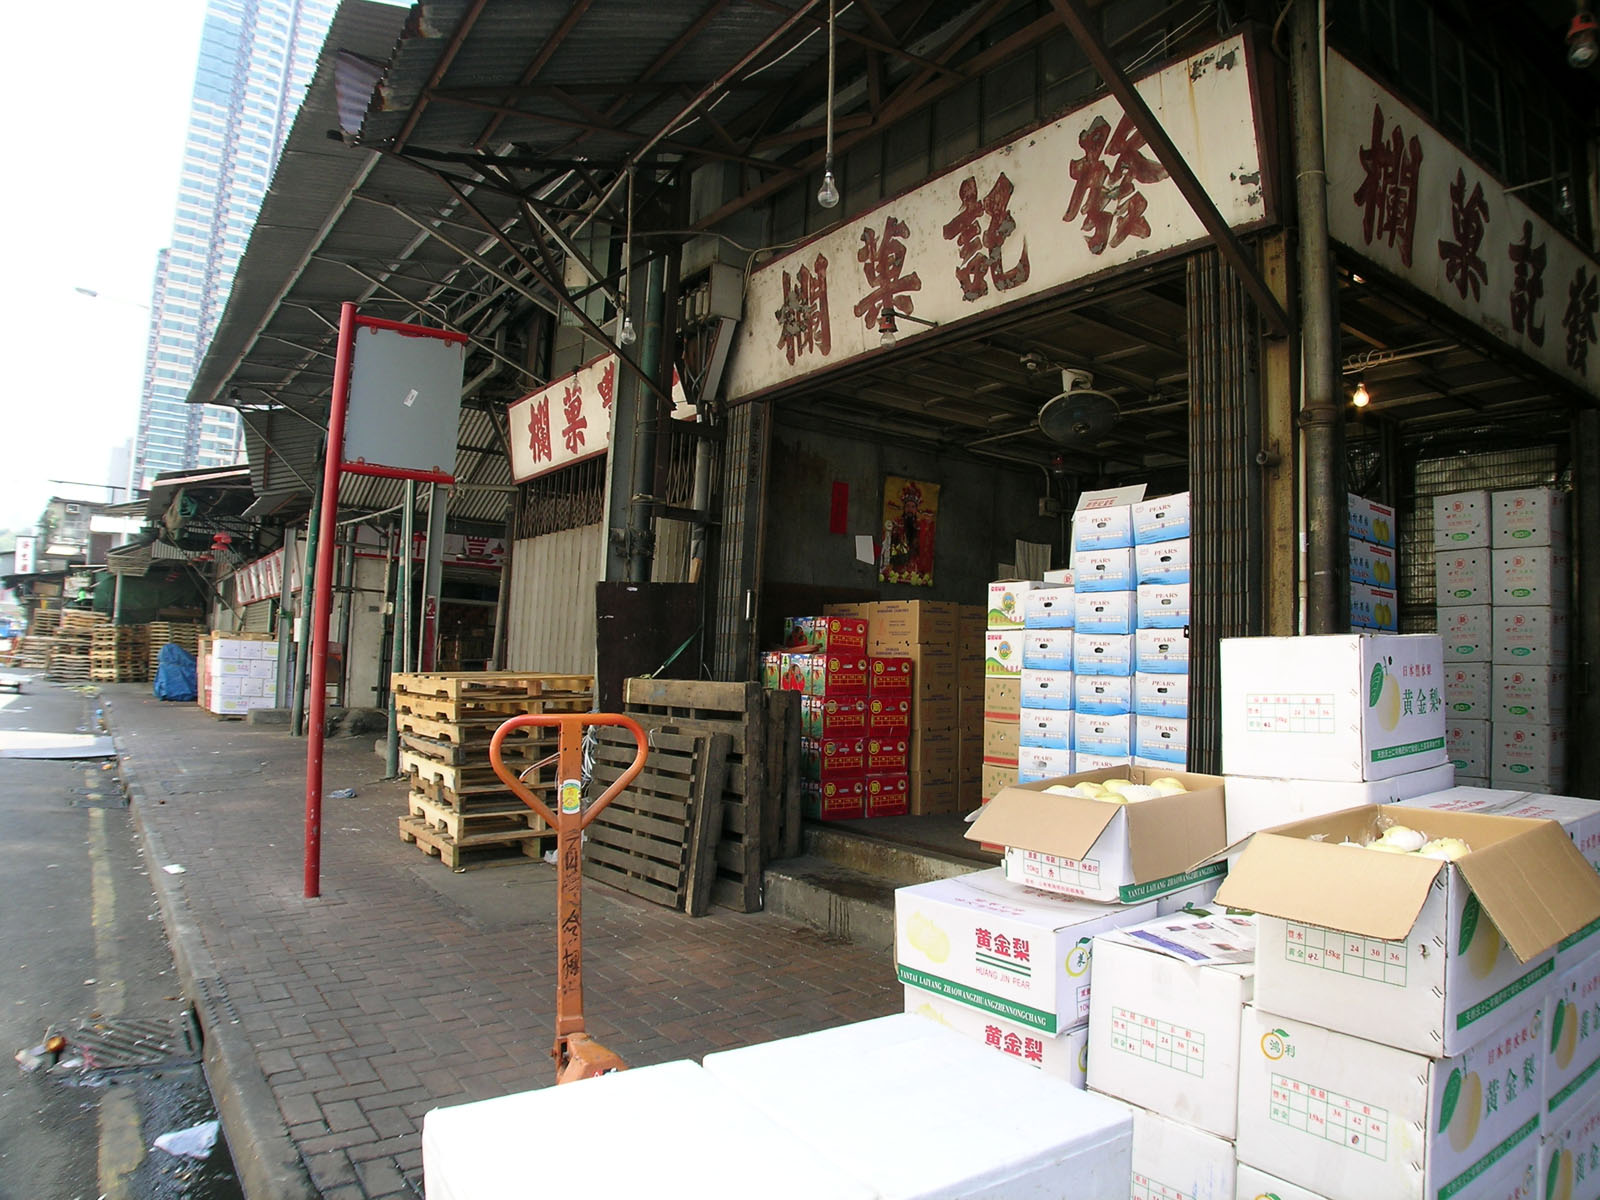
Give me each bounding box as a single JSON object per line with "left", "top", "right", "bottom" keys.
{"left": 0, "top": 676, "right": 243, "bottom": 1200}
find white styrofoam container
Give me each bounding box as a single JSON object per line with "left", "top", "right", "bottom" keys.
{"left": 1435, "top": 551, "right": 1492, "bottom": 606}
{"left": 1447, "top": 719, "right": 1489, "bottom": 778}
{"left": 1493, "top": 606, "right": 1570, "bottom": 666}
{"left": 1437, "top": 605, "right": 1491, "bottom": 662}
{"left": 1491, "top": 721, "right": 1567, "bottom": 792}
{"left": 1493, "top": 665, "right": 1567, "bottom": 725}
{"left": 1221, "top": 762, "right": 1456, "bottom": 846}
{"left": 1493, "top": 487, "right": 1568, "bottom": 549}
{"left": 1442, "top": 663, "right": 1490, "bottom": 720}
{"left": 1493, "top": 546, "right": 1570, "bottom": 607}
{"left": 903, "top": 985, "right": 1089, "bottom": 1086}
{"left": 1432, "top": 490, "right": 1490, "bottom": 551}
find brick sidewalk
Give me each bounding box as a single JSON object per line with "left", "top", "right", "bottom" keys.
{"left": 103, "top": 685, "right": 898, "bottom": 1199}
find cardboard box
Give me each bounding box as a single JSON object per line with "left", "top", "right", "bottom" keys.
{"left": 1494, "top": 606, "right": 1570, "bottom": 666}
{"left": 1075, "top": 590, "right": 1137, "bottom": 635}
{"left": 1073, "top": 547, "right": 1137, "bottom": 593}
{"left": 1134, "top": 539, "right": 1191, "bottom": 585}
{"left": 1020, "top": 629, "right": 1074, "bottom": 671}
{"left": 1019, "top": 747, "right": 1076, "bottom": 784}
{"left": 986, "top": 582, "right": 1040, "bottom": 630}
{"left": 1135, "top": 673, "right": 1189, "bottom": 718}
{"left": 865, "top": 773, "right": 909, "bottom": 818}
{"left": 1216, "top": 806, "right": 1600, "bottom": 1055}
{"left": 1538, "top": 1095, "right": 1600, "bottom": 1200}
{"left": 981, "top": 758, "right": 1018, "bottom": 800}
{"left": 1133, "top": 493, "right": 1192, "bottom": 545}
{"left": 1220, "top": 635, "right": 1448, "bottom": 783}
{"left": 868, "top": 656, "right": 914, "bottom": 693}
{"left": 1443, "top": 663, "right": 1491, "bottom": 719}
{"left": 1349, "top": 539, "right": 1399, "bottom": 588}
{"left": 984, "top": 675, "right": 1020, "bottom": 716}
{"left": 796, "top": 652, "right": 870, "bottom": 696}
{"left": 802, "top": 777, "right": 866, "bottom": 820}
{"left": 1543, "top": 952, "right": 1600, "bottom": 1129}
{"left": 1136, "top": 628, "right": 1190, "bottom": 675}
{"left": 1233, "top": 1164, "right": 1334, "bottom": 1200}
{"left": 801, "top": 695, "right": 868, "bottom": 738}
{"left": 984, "top": 630, "right": 1022, "bottom": 678}
{"left": 1134, "top": 716, "right": 1188, "bottom": 766}
{"left": 983, "top": 718, "right": 1021, "bottom": 760}
{"left": 911, "top": 695, "right": 958, "bottom": 732}
{"left": 894, "top": 868, "right": 1159, "bottom": 1032}
{"left": 1073, "top": 504, "right": 1135, "bottom": 551}
{"left": 1076, "top": 633, "right": 1135, "bottom": 677}
{"left": 1494, "top": 486, "right": 1568, "bottom": 548}
{"left": 1236, "top": 1005, "right": 1543, "bottom": 1200}
{"left": 823, "top": 601, "right": 875, "bottom": 618}
{"left": 1491, "top": 722, "right": 1567, "bottom": 791}
{"left": 1221, "top": 762, "right": 1457, "bottom": 846}
{"left": 1128, "top": 1108, "right": 1235, "bottom": 1200}
{"left": 1018, "top": 711, "right": 1073, "bottom": 750}
{"left": 801, "top": 736, "right": 866, "bottom": 779}
{"left": 866, "top": 695, "right": 911, "bottom": 733}
{"left": 1438, "top": 605, "right": 1492, "bottom": 662}
{"left": 1043, "top": 568, "right": 1074, "bottom": 585}
{"left": 1494, "top": 547, "right": 1570, "bottom": 608}
{"left": 865, "top": 736, "right": 909, "bottom": 774}
{"left": 903, "top": 985, "right": 1089, "bottom": 1086}
{"left": 1088, "top": 911, "right": 1256, "bottom": 1138}
{"left": 1078, "top": 752, "right": 1133, "bottom": 773}
{"left": 1448, "top": 719, "right": 1489, "bottom": 777}
{"left": 1434, "top": 490, "right": 1491, "bottom": 550}
{"left": 1436, "top": 551, "right": 1493, "bottom": 606}
{"left": 909, "top": 773, "right": 960, "bottom": 817}
{"left": 1076, "top": 673, "right": 1134, "bottom": 717}
{"left": 1020, "top": 668, "right": 1073, "bottom": 711}
{"left": 1348, "top": 493, "right": 1397, "bottom": 548}
{"left": 761, "top": 649, "right": 784, "bottom": 689}
{"left": 967, "top": 769, "right": 1229, "bottom": 905}
{"left": 1023, "top": 586, "right": 1074, "bottom": 629}
{"left": 1076, "top": 712, "right": 1133, "bottom": 758}
{"left": 1350, "top": 584, "right": 1399, "bottom": 632}
{"left": 786, "top": 615, "right": 868, "bottom": 651}
{"left": 1136, "top": 583, "right": 1190, "bottom": 630}
{"left": 1493, "top": 665, "right": 1566, "bottom": 724}
{"left": 872, "top": 602, "right": 958, "bottom": 653}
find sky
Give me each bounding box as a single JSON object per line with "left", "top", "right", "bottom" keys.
{"left": 0, "top": 1, "right": 209, "bottom": 529}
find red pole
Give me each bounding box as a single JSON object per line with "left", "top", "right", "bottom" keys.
{"left": 304, "top": 301, "right": 359, "bottom": 898}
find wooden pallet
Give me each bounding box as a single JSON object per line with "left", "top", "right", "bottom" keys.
{"left": 397, "top": 814, "right": 551, "bottom": 870}
{"left": 408, "top": 792, "right": 548, "bottom": 841}
{"left": 394, "top": 692, "right": 592, "bottom": 723}
{"left": 399, "top": 729, "right": 557, "bottom": 769}
{"left": 392, "top": 671, "right": 592, "bottom": 701}
{"left": 401, "top": 748, "right": 562, "bottom": 793}
{"left": 410, "top": 774, "right": 558, "bottom": 806}
{"left": 585, "top": 726, "right": 729, "bottom": 915}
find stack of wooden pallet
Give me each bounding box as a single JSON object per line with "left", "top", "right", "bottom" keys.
{"left": 49, "top": 610, "right": 105, "bottom": 682}
{"left": 147, "top": 621, "right": 204, "bottom": 676}
{"left": 12, "top": 611, "right": 60, "bottom": 669}
{"left": 91, "top": 625, "right": 150, "bottom": 682}
{"left": 394, "top": 671, "right": 593, "bottom": 870}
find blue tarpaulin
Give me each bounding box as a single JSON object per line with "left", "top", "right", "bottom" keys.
{"left": 153, "top": 644, "right": 198, "bottom": 702}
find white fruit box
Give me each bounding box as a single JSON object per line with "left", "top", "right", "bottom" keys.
{"left": 1023, "top": 585, "right": 1074, "bottom": 629}
{"left": 1439, "top": 606, "right": 1492, "bottom": 663}
{"left": 903, "top": 985, "right": 1089, "bottom": 1087}
{"left": 1076, "top": 633, "right": 1135, "bottom": 677}
{"left": 1086, "top": 910, "right": 1256, "bottom": 1138}
{"left": 1349, "top": 493, "right": 1398, "bottom": 548}
{"left": 967, "top": 769, "right": 1228, "bottom": 905}
{"left": 1433, "top": 490, "right": 1491, "bottom": 551}
{"left": 1538, "top": 1086, "right": 1600, "bottom": 1200}
{"left": 1493, "top": 487, "right": 1568, "bottom": 549}
{"left": 1134, "top": 716, "right": 1188, "bottom": 766}
{"left": 1220, "top": 635, "right": 1448, "bottom": 784}
{"left": 1128, "top": 1107, "right": 1236, "bottom": 1200}
{"left": 1448, "top": 719, "right": 1489, "bottom": 778}
{"left": 1042, "top": 568, "right": 1075, "bottom": 586}
{"left": 1135, "top": 673, "right": 1189, "bottom": 718}
{"left": 1073, "top": 504, "right": 1136, "bottom": 552}
{"left": 1137, "top": 583, "right": 1190, "bottom": 630}
{"left": 1493, "top": 547, "right": 1571, "bottom": 608}
{"left": 1075, "top": 590, "right": 1137, "bottom": 635}
{"left": 1437, "top": 551, "right": 1493, "bottom": 606}
{"left": 1135, "top": 627, "right": 1190, "bottom": 674}
{"left": 1075, "top": 674, "right": 1133, "bottom": 716}
{"left": 1494, "top": 665, "right": 1567, "bottom": 725}
{"left": 702, "top": 1014, "right": 1134, "bottom": 1199}
{"left": 1543, "top": 952, "right": 1600, "bottom": 1131}
{"left": 1222, "top": 762, "right": 1456, "bottom": 846}
{"left": 1073, "top": 547, "right": 1137, "bottom": 593}
{"left": 1235, "top": 1163, "right": 1335, "bottom": 1200}
{"left": 1350, "top": 540, "right": 1399, "bottom": 588}
{"left": 1018, "top": 710, "right": 1073, "bottom": 750}
{"left": 894, "top": 869, "right": 1158, "bottom": 1033}
{"left": 1494, "top": 607, "right": 1570, "bottom": 666}
{"left": 1236, "top": 1005, "right": 1543, "bottom": 1200}
{"left": 1019, "top": 629, "right": 1073, "bottom": 671}
{"left": 1019, "top": 747, "right": 1076, "bottom": 784}
{"left": 1492, "top": 723, "right": 1568, "bottom": 793}
{"left": 987, "top": 580, "right": 1042, "bottom": 630}
{"left": 1019, "top": 667, "right": 1072, "bottom": 711}
{"left": 1079, "top": 752, "right": 1133, "bottom": 772}
{"left": 985, "top": 630, "right": 1023, "bottom": 677}
{"left": 1444, "top": 663, "right": 1491, "bottom": 720}
{"left": 1135, "top": 539, "right": 1191, "bottom": 585}
{"left": 1075, "top": 712, "right": 1133, "bottom": 758}
{"left": 1132, "top": 493, "right": 1192, "bottom": 545}
{"left": 1214, "top": 806, "right": 1600, "bottom": 1056}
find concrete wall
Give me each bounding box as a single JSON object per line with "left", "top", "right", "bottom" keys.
{"left": 345, "top": 556, "right": 388, "bottom": 708}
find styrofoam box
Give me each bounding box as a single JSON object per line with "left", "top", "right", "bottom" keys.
{"left": 1023, "top": 586, "right": 1074, "bottom": 629}
{"left": 212, "top": 660, "right": 250, "bottom": 676}
{"left": 1494, "top": 606, "right": 1570, "bottom": 666}
{"left": 1019, "top": 746, "right": 1076, "bottom": 784}
{"left": 1234, "top": 1164, "right": 1333, "bottom": 1200}
{"left": 1073, "top": 504, "right": 1135, "bottom": 551}
{"left": 1349, "top": 539, "right": 1399, "bottom": 588}
{"left": 1134, "top": 539, "right": 1191, "bottom": 585}
{"left": 1442, "top": 663, "right": 1490, "bottom": 719}
{"left": 1018, "top": 710, "right": 1073, "bottom": 751}
{"left": 1128, "top": 1107, "right": 1235, "bottom": 1200}
{"left": 248, "top": 660, "right": 277, "bottom": 679}
{"left": 1043, "top": 568, "right": 1074, "bottom": 586}
{"left": 1135, "top": 628, "right": 1190, "bottom": 675}
{"left": 1494, "top": 546, "right": 1571, "bottom": 608}
{"left": 895, "top": 870, "right": 1158, "bottom": 1033}
{"left": 423, "top": 1059, "right": 877, "bottom": 1200}
{"left": 1348, "top": 493, "right": 1397, "bottom": 548}
{"left": 1221, "top": 762, "right": 1457, "bottom": 846}
{"left": 1493, "top": 486, "right": 1568, "bottom": 549}
{"left": 1134, "top": 674, "right": 1189, "bottom": 718}
{"left": 1433, "top": 490, "right": 1491, "bottom": 550}
{"left": 1136, "top": 583, "right": 1190, "bottom": 630}
{"left": 1020, "top": 629, "right": 1073, "bottom": 671}
{"left": 1078, "top": 753, "right": 1133, "bottom": 772}
{"left": 1436, "top": 550, "right": 1492, "bottom": 606}
{"left": 1493, "top": 665, "right": 1567, "bottom": 724}
{"left": 1438, "top": 605, "right": 1491, "bottom": 662}
{"left": 1220, "top": 635, "right": 1447, "bottom": 784}
{"left": 1075, "top": 590, "right": 1137, "bottom": 635}
{"left": 1073, "top": 548, "right": 1137, "bottom": 593}
{"left": 1020, "top": 668, "right": 1072, "bottom": 711}
{"left": 1350, "top": 584, "right": 1399, "bottom": 632}
{"left": 1075, "top": 713, "right": 1133, "bottom": 759}
{"left": 1133, "top": 716, "right": 1187, "bottom": 766}
{"left": 1491, "top": 721, "right": 1567, "bottom": 791}
{"left": 1543, "top": 951, "right": 1600, "bottom": 1131}
{"left": 903, "top": 985, "right": 1089, "bottom": 1086}
{"left": 1447, "top": 719, "right": 1489, "bottom": 777}
{"left": 988, "top": 580, "right": 1042, "bottom": 629}
{"left": 1087, "top": 912, "right": 1255, "bottom": 1138}
{"left": 985, "top": 630, "right": 1023, "bottom": 677}
{"left": 1075, "top": 634, "right": 1135, "bottom": 677}
{"left": 703, "top": 1015, "right": 1134, "bottom": 1199}
{"left": 1538, "top": 1093, "right": 1600, "bottom": 1200}
{"left": 1076, "top": 674, "right": 1133, "bottom": 716}
{"left": 1133, "top": 493, "right": 1192, "bottom": 545}
{"left": 1237, "top": 1005, "right": 1543, "bottom": 1200}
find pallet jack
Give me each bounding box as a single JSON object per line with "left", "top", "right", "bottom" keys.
{"left": 490, "top": 712, "right": 649, "bottom": 1085}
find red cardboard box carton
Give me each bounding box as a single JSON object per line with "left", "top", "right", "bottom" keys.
{"left": 801, "top": 653, "right": 870, "bottom": 696}
{"left": 762, "top": 650, "right": 784, "bottom": 690}
{"left": 802, "top": 695, "right": 868, "bottom": 738}
{"left": 801, "top": 736, "right": 867, "bottom": 779}
{"left": 803, "top": 777, "right": 866, "bottom": 821}
{"left": 867, "top": 696, "right": 912, "bottom": 733}
{"left": 870, "top": 657, "right": 915, "bottom": 693}
{"left": 866, "top": 773, "right": 910, "bottom": 818}
{"left": 866, "top": 736, "right": 910, "bottom": 774}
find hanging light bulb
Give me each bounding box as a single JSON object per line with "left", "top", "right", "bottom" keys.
{"left": 619, "top": 315, "right": 637, "bottom": 347}
{"left": 1352, "top": 380, "right": 1371, "bottom": 408}
{"left": 1569, "top": 3, "right": 1599, "bottom": 69}
{"left": 877, "top": 308, "right": 898, "bottom": 348}
{"left": 817, "top": 0, "right": 840, "bottom": 210}
{"left": 818, "top": 166, "right": 841, "bottom": 209}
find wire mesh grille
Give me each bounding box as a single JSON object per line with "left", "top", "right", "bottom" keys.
{"left": 515, "top": 456, "right": 607, "bottom": 538}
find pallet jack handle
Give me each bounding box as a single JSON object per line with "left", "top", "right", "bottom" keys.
{"left": 488, "top": 712, "right": 649, "bottom": 1084}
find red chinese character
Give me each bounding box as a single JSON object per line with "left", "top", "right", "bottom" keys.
{"left": 1563, "top": 266, "right": 1598, "bottom": 371}
{"left": 975, "top": 927, "right": 992, "bottom": 950}
{"left": 775, "top": 253, "right": 831, "bottom": 366}
{"left": 463, "top": 535, "right": 490, "bottom": 558}
{"left": 1063, "top": 112, "right": 1168, "bottom": 255}
{"left": 560, "top": 381, "right": 588, "bottom": 454}
{"left": 984, "top": 1024, "right": 1002, "bottom": 1048}
{"left": 597, "top": 359, "right": 616, "bottom": 410}
{"left": 526, "top": 397, "right": 552, "bottom": 463}
{"left": 1353, "top": 103, "right": 1424, "bottom": 266}
{"left": 994, "top": 934, "right": 1011, "bottom": 958}
{"left": 1509, "top": 221, "right": 1547, "bottom": 347}
{"left": 852, "top": 217, "right": 922, "bottom": 329}
{"left": 1012, "top": 938, "right": 1030, "bottom": 964}
{"left": 1438, "top": 168, "right": 1490, "bottom": 302}
{"left": 1024, "top": 1037, "right": 1044, "bottom": 1063}
{"left": 1002, "top": 1032, "right": 1023, "bottom": 1057}
{"left": 941, "top": 172, "right": 1030, "bottom": 301}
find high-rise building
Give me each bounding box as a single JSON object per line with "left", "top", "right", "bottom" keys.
{"left": 132, "top": 0, "right": 335, "bottom": 490}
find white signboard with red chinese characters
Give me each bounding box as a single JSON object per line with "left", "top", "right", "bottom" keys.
{"left": 233, "top": 547, "right": 301, "bottom": 607}
{"left": 1326, "top": 51, "right": 1600, "bottom": 395}
{"left": 349, "top": 526, "right": 507, "bottom": 569}
{"left": 723, "top": 34, "right": 1266, "bottom": 403}
{"left": 507, "top": 354, "right": 617, "bottom": 482}
{"left": 14, "top": 536, "right": 35, "bottom": 575}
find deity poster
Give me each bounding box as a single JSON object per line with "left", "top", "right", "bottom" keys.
{"left": 880, "top": 477, "right": 939, "bottom": 586}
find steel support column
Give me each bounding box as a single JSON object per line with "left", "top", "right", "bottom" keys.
{"left": 1574, "top": 409, "right": 1600, "bottom": 799}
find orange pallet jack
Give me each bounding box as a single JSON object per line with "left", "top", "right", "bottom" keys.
{"left": 490, "top": 712, "right": 649, "bottom": 1085}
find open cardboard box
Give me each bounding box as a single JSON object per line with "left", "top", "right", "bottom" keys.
{"left": 965, "top": 767, "right": 1227, "bottom": 904}
{"left": 1214, "top": 805, "right": 1600, "bottom": 1057}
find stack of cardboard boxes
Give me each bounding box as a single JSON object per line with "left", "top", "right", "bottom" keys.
{"left": 770, "top": 615, "right": 873, "bottom": 820}
{"left": 1435, "top": 487, "right": 1570, "bottom": 790}
{"left": 982, "top": 584, "right": 1028, "bottom": 804}
{"left": 1073, "top": 496, "right": 1138, "bottom": 772}
{"left": 203, "top": 635, "right": 280, "bottom": 716}
{"left": 1130, "top": 493, "right": 1191, "bottom": 770}
{"left": 1013, "top": 572, "right": 1072, "bottom": 791}
{"left": 1349, "top": 493, "right": 1400, "bottom": 631}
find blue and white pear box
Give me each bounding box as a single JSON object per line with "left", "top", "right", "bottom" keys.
{"left": 1134, "top": 539, "right": 1191, "bottom": 584}
{"left": 1020, "top": 746, "right": 1077, "bottom": 784}
{"left": 1074, "top": 590, "right": 1136, "bottom": 635}
{"left": 1136, "top": 583, "right": 1190, "bottom": 630}
{"left": 1132, "top": 493, "right": 1191, "bottom": 544}
{"left": 1020, "top": 668, "right": 1073, "bottom": 711}
{"left": 1072, "top": 504, "right": 1134, "bottom": 552}
{"left": 1075, "top": 674, "right": 1133, "bottom": 716}
{"left": 1072, "top": 547, "right": 1136, "bottom": 593}
{"left": 1024, "top": 586, "right": 1075, "bottom": 629}
{"left": 1074, "top": 633, "right": 1135, "bottom": 677}
{"left": 1134, "top": 673, "right": 1189, "bottom": 718}
{"left": 1021, "top": 629, "right": 1073, "bottom": 671}
{"left": 1135, "top": 628, "right": 1189, "bottom": 675}
{"left": 1075, "top": 712, "right": 1132, "bottom": 758}
{"left": 1134, "top": 716, "right": 1188, "bottom": 765}
{"left": 1019, "top": 710, "right": 1074, "bottom": 750}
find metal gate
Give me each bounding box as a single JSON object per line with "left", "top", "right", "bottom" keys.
{"left": 504, "top": 524, "right": 605, "bottom": 674}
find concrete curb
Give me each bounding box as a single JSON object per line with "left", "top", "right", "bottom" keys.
{"left": 104, "top": 693, "right": 317, "bottom": 1200}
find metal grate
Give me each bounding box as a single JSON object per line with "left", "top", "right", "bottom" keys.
{"left": 516, "top": 456, "right": 606, "bottom": 538}
{"left": 66, "top": 1015, "right": 200, "bottom": 1070}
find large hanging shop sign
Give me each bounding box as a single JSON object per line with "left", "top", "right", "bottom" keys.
{"left": 507, "top": 354, "right": 617, "bottom": 483}
{"left": 233, "top": 547, "right": 302, "bottom": 607}
{"left": 1326, "top": 52, "right": 1600, "bottom": 395}
{"left": 723, "top": 34, "right": 1267, "bottom": 403}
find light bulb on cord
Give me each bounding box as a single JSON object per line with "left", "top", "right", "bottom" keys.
{"left": 1569, "top": 4, "right": 1599, "bottom": 68}
{"left": 1352, "top": 381, "right": 1370, "bottom": 408}
{"left": 619, "top": 315, "right": 637, "bottom": 347}
{"left": 818, "top": 167, "right": 840, "bottom": 209}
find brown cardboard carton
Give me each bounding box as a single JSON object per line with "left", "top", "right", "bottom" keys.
{"left": 983, "top": 718, "right": 1021, "bottom": 759}
{"left": 983, "top": 676, "right": 1021, "bottom": 716}
{"left": 872, "top": 600, "right": 958, "bottom": 651}
{"left": 981, "top": 758, "right": 1019, "bottom": 800}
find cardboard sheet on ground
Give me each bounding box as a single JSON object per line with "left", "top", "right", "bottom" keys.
{"left": 0, "top": 731, "right": 114, "bottom": 758}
